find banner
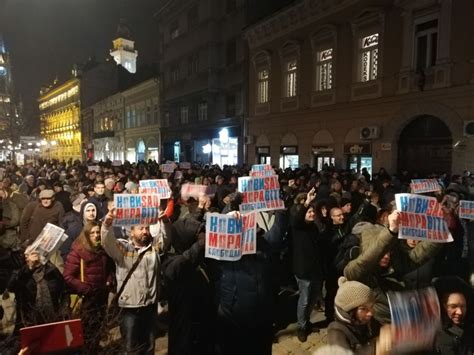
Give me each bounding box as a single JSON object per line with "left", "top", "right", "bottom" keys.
{"left": 87, "top": 165, "right": 100, "bottom": 172}
{"left": 160, "top": 164, "right": 175, "bottom": 173}
{"left": 459, "top": 200, "right": 474, "bottom": 220}
{"left": 139, "top": 179, "right": 171, "bottom": 199}
{"left": 179, "top": 162, "right": 191, "bottom": 169}
{"left": 238, "top": 175, "right": 284, "bottom": 212}
{"left": 113, "top": 194, "right": 161, "bottom": 226}
{"left": 395, "top": 193, "right": 453, "bottom": 243}
{"left": 410, "top": 179, "right": 441, "bottom": 194}
{"left": 388, "top": 287, "right": 441, "bottom": 352}
{"left": 181, "top": 183, "right": 208, "bottom": 199}
{"left": 205, "top": 212, "right": 257, "bottom": 261}
{"left": 249, "top": 164, "right": 274, "bottom": 177}
{"left": 28, "top": 223, "right": 68, "bottom": 264}
{"left": 112, "top": 160, "right": 122, "bottom": 166}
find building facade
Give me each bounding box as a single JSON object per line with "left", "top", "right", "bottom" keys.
{"left": 122, "top": 78, "right": 160, "bottom": 163}
{"left": 156, "top": 0, "right": 247, "bottom": 165}
{"left": 39, "top": 79, "right": 82, "bottom": 161}
{"left": 0, "top": 36, "right": 13, "bottom": 137}
{"left": 244, "top": 0, "right": 474, "bottom": 175}
{"left": 39, "top": 59, "right": 119, "bottom": 161}
{"left": 92, "top": 92, "right": 125, "bottom": 162}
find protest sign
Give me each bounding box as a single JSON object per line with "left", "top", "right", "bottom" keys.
{"left": 179, "top": 162, "right": 191, "bottom": 170}
{"left": 174, "top": 170, "right": 183, "bottom": 180}
{"left": 113, "top": 194, "right": 161, "bottom": 226}
{"left": 139, "top": 179, "right": 171, "bottom": 199}
{"left": 249, "top": 164, "right": 275, "bottom": 177}
{"left": 21, "top": 319, "right": 84, "bottom": 353}
{"left": 87, "top": 165, "right": 100, "bottom": 173}
{"left": 205, "top": 212, "right": 257, "bottom": 261}
{"left": 161, "top": 164, "right": 175, "bottom": 173}
{"left": 388, "top": 287, "right": 440, "bottom": 352}
{"left": 112, "top": 160, "right": 122, "bottom": 166}
{"left": 459, "top": 200, "right": 474, "bottom": 220}
{"left": 395, "top": 193, "right": 452, "bottom": 243}
{"left": 181, "top": 183, "right": 208, "bottom": 199}
{"left": 410, "top": 179, "right": 441, "bottom": 194}
{"left": 238, "top": 175, "right": 284, "bottom": 212}
{"left": 28, "top": 223, "right": 68, "bottom": 264}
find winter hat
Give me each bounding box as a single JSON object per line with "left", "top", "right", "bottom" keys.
{"left": 335, "top": 277, "right": 374, "bottom": 312}
{"left": 39, "top": 189, "right": 55, "bottom": 199}
{"left": 104, "top": 178, "right": 115, "bottom": 187}
{"left": 340, "top": 197, "right": 352, "bottom": 208}
{"left": 81, "top": 202, "right": 98, "bottom": 224}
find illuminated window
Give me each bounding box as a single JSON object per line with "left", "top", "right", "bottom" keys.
{"left": 359, "top": 33, "right": 379, "bottom": 82}
{"left": 284, "top": 59, "right": 297, "bottom": 97}
{"left": 315, "top": 48, "right": 333, "bottom": 91}
{"left": 257, "top": 69, "right": 269, "bottom": 103}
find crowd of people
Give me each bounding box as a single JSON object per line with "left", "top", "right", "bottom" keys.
{"left": 0, "top": 158, "right": 473, "bottom": 354}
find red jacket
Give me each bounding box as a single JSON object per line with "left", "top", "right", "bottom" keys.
{"left": 63, "top": 242, "right": 114, "bottom": 296}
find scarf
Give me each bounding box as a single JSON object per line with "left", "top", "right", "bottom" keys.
{"left": 32, "top": 266, "right": 56, "bottom": 323}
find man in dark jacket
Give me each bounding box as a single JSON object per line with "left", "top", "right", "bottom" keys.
{"left": 291, "top": 187, "right": 322, "bottom": 342}
{"left": 53, "top": 181, "right": 72, "bottom": 213}
{"left": 87, "top": 182, "right": 108, "bottom": 219}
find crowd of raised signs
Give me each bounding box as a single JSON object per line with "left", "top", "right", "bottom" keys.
{"left": 0, "top": 159, "right": 474, "bottom": 354}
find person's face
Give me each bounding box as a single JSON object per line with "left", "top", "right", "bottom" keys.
{"left": 84, "top": 205, "right": 97, "bottom": 221}
{"left": 341, "top": 203, "right": 352, "bottom": 214}
{"left": 106, "top": 181, "right": 115, "bottom": 190}
{"left": 87, "top": 190, "right": 95, "bottom": 197}
{"left": 53, "top": 186, "right": 61, "bottom": 193}
{"left": 305, "top": 207, "right": 315, "bottom": 222}
{"left": 379, "top": 252, "right": 391, "bottom": 268}
{"left": 355, "top": 303, "right": 374, "bottom": 325}
{"left": 445, "top": 293, "right": 467, "bottom": 326}
{"left": 333, "top": 181, "right": 342, "bottom": 191}
{"left": 89, "top": 226, "right": 101, "bottom": 246}
{"left": 406, "top": 239, "right": 420, "bottom": 248}
{"left": 330, "top": 208, "right": 344, "bottom": 225}
{"left": 94, "top": 184, "right": 105, "bottom": 196}
{"left": 40, "top": 196, "right": 53, "bottom": 208}
{"left": 321, "top": 206, "right": 327, "bottom": 218}
{"left": 230, "top": 176, "right": 237, "bottom": 184}
{"left": 131, "top": 225, "right": 151, "bottom": 247}
{"left": 25, "top": 251, "right": 41, "bottom": 270}
{"left": 26, "top": 178, "right": 35, "bottom": 187}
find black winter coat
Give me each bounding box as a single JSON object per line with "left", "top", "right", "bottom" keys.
{"left": 291, "top": 204, "right": 322, "bottom": 279}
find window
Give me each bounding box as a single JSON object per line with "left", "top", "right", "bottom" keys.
{"left": 163, "top": 111, "right": 170, "bottom": 127}
{"left": 226, "top": 39, "right": 236, "bottom": 66}
{"left": 226, "top": 0, "right": 236, "bottom": 14}
{"left": 226, "top": 94, "right": 236, "bottom": 117}
{"left": 171, "top": 65, "right": 180, "bottom": 83}
{"left": 257, "top": 69, "right": 269, "bottom": 103}
{"left": 198, "top": 102, "right": 208, "bottom": 121}
{"left": 415, "top": 19, "right": 438, "bottom": 70}
{"left": 188, "top": 6, "right": 199, "bottom": 28}
{"left": 315, "top": 48, "right": 333, "bottom": 91}
{"left": 359, "top": 33, "right": 379, "bottom": 82}
{"left": 180, "top": 106, "right": 188, "bottom": 124}
{"left": 170, "top": 22, "right": 179, "bottom": 40}
{"left": 188, "top": 55, "right": 199, "bottom": 75}
{"left": 284, "top": 59, "right": 297, "bottom": 97}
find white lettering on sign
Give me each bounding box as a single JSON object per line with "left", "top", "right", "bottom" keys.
{"left": 350, "top": 145, "right": 363, "bottom": 154}
{"left": 65, "top": 324, "right": 74, "bottom": 347}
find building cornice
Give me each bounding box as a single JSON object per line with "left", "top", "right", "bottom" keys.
{"left": 121, "top": 78, "right": 159, "bottom": 97}
{"left": 244, "top": 0, "right": 360, "bottom": 49}
{"left": 38, "top": 78, "right": 80, "bottom": 102}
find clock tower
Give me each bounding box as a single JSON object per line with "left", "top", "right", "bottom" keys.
{"left": 110, "top": 19, "right": 138, "bottom": 74}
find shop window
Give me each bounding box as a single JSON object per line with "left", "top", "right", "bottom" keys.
{"left": 315, "top": 48, "right": 333, "bottom": 91}
{"left": 257, "top": 69, "right": 269, "bottom": 103}
{"left": 359, "top": 33, "right": 379, "bottom": 82}
{"left": 414, "top": 18, "right": 438, "bottom": 70}
{"left": 280, "top": 146, "right": 298, "bottom": 169}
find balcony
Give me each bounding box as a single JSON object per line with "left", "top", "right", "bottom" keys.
{"left": 93, "top": 131, "right": 115, "bottom": 139}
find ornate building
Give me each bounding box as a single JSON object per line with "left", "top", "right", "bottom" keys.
{"left": 244, "top": 0, "right": 474, "bottom": 175}
{"left": 39, "top": 59, "right": 119, "bottom": 161}
{"left": 0, "top": 35, "right": 14, "bottom": 137}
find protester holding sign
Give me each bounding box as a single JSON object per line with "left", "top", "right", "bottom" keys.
{"left": 101, "top": 208, "right": 167, "bottom": 354}
{"left": 344, "top": 210, "right": 444, "bottom": 324}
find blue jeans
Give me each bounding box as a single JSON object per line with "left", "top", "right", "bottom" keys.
{"left": 295, "top": 276, "right": 321, "bottom": 330}
{"left": 119, "top": 304, "right": 157, "bottom": 355}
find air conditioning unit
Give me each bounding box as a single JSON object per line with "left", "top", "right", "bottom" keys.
{"left": 464, "top": 121, "right": 474, "bottom": 137}
{"left": 360, "top": 126, "right": 380, "bottom": 140}
{"left": 244, "top": 135, "right": 254, "bottom": 145}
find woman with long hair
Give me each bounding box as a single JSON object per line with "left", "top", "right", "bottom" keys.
{"left": 63, "top": 221, "right": 115, "bottom": 352}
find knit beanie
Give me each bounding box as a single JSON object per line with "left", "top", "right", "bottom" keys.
{"left": 335, "top": 277, "right": 374, "bottom": 312}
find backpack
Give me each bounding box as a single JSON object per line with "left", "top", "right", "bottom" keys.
{"left": 333, "top": 233, "right": 360, "bottom": 274}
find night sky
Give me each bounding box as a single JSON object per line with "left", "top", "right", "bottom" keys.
{"left": 0, "top": 0, "right": 158, "bottom": 134}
